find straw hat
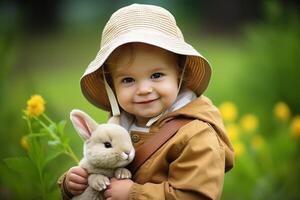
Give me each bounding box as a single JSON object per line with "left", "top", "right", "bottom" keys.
{"left": 80, "top": 3, "right": 211, "bottom": 112}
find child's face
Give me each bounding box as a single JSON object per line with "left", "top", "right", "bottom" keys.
{"left": 109, "top": 43, "right": 179, "bottom": 127}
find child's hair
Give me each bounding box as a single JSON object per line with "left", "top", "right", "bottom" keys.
{"left": 104, "top": 43, "right": 188, "bottom": 91}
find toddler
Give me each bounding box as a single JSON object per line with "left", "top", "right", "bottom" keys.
{"left": 59, "top": 3, "right": 234, "bottom": 200}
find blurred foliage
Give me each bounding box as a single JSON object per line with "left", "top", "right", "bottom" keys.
{"left": 3, "top": 95, "right": 79, "bottom": 199}
{"left": 219, "top": 2, "right": 300, "bottom": 199}
{"left": 0, "top": 0, "right": 299, "bottom": 199}
{"left": 220, "top": 101, "right": 300, "bottom": 200}
{"left": 241, "top": 1, "right": 300, "bottom": 113}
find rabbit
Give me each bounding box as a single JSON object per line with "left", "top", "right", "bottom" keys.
{"left": 70, "top": 109, "right": 135, "bottom": 200}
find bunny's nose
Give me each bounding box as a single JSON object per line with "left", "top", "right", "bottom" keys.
{"left": 122, "top": 149, "right": 135, "bottom": 160}
{"left": 122, "top": 151, "right": 130, "bottom": 160}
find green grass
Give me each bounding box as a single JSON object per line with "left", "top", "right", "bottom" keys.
{"left": 1, "top": 20, "right": 300, "bottom": 199}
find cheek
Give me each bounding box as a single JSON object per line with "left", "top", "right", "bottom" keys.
{"left": 115, "top": 87, "right": 132, "bottom": 108}
{"left": 160, "top": 78, "right": 179, "bottom": 102}
{"left": 162, "top": 77, "right": 179, "bottom": 93}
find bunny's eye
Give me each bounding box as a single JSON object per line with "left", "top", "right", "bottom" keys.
{"left": 104, "top": 142, "right": 112, "bottom": 148}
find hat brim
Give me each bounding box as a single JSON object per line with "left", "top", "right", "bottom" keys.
{"left": 80, "top": 30, "right": 211, "bottom": 111}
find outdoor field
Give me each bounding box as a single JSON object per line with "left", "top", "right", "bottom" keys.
{"left": 0, "top": 1, "right": 299, "bottom": 199}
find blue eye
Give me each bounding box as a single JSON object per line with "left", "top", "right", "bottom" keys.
{"left": 121, "top": 77, "right": 135, "bottom": 84}
{"left": 151, "top": 72, "right": 163, "bottom": 79}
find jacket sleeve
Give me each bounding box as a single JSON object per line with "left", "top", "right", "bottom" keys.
{"left": 57, "top": 172, "right": 74, "bottom": 200}
{"left": 128, "top": 121, "right": 226, "bottom": 200}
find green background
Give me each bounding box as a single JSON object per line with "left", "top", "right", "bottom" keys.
{"left": 1, "top": 0, "right": 299, "bottom": 199}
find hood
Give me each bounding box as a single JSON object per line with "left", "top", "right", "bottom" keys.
{"left": 156, "top": 95, "right": 235, "bottom": 172}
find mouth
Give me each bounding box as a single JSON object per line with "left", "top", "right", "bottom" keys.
{"left": 135, "top": 98, "right": 158, "bottom": 104}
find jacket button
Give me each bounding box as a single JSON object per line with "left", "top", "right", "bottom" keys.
{"left": 131, "top": 134, "right": 140, "bottom": 143}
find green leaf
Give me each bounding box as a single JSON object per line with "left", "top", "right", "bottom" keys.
{"left": 44, "top": 169, "right": 59, "bottom": 192}
{"left": 60, "top": 134, "right": 70, "bottom": 145}
{"left": 1, "top": 160, "right": 40, "bottom": 199}
{"left": 49, "top": 123, "right": 56, "bottom": 131}
{"left": 27, "top": 137, "right": 46, "bottom": 171}
{"left": 3, "top": 157, "right": 38, "bottom": 179}
{"left": 57, "top": 120, "right": 67, "bottom": 136}
{"left": 48, "top": 140, "right": 61, "bottom": 146}
{"left": 28, "top": 132, "right": 49, "bottom": 138}
{"left": 44, "top": 148, "right": 64, "bottom": 166}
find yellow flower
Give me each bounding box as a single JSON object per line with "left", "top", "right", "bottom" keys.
{"left": 274, "top": 102, "right": 290, "bottom": 121}
{"left": 240, "top": 114, "right": 259, "bottom": 132}
{"left": 26, "top": 95, "right": 45, "bottom": 117}
{"left": 251, "top": 135, "right": 265, "bottom": 151}
{"left": 226, "top": 123, "right": 240, "bottom": 142}
{"left": 219, "top": 102, "right": 238, "bottom": 122}
{"left": 290, "top": 116, "right": 300, "bottom": 138}
{"left": 20, "top": 135, "right": 29, "bottom": 150}
{"left": 233, "top": 142, "right": 245, "bottom": 158}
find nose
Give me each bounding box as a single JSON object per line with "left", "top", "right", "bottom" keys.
{"left": 122, "top": 149, "right": 135, "bottom": 160}
{"left": 137, "top": 81, "right": 153, "bottom": 95}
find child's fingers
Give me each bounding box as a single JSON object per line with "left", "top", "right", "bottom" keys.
{"left": 70, "top": 189, "right": 85, "bottom": 196}
{"left": 77, "top": 168, "right": 88, "bottom": 178}
{"left": 69, "top": 173, "right": 88, "bottom": 184}
{"left": 103, "top": 188, "right": 112, "bottom": 198}
{"left": 71, "top": 167, "right": 88, "bottom": 178}
{"left": 68, "top": 181, "right": 88, "bottom": 191}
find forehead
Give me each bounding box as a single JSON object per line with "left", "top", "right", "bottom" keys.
{"left": 106, "top": 43, "right": 178, "bottom": 72}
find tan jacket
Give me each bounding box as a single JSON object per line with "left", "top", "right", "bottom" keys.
{"left": 58, "top": 95, "right": 234, "bottom": 200}
{"left": 128, "top": 95, "right": 234, "bottom": 200}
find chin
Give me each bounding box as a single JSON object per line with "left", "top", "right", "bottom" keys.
{"left": 143, "top": 112, "right": 162, "bottom": 118}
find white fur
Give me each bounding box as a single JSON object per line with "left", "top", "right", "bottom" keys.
{"left": 70, "top": 109, "right": 135, "bottom": 200}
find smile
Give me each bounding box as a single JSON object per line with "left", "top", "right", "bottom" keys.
{"left": 135, "top": 98, "right": 158, "bottom": 104}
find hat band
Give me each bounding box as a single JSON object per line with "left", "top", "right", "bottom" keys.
{"left": 102, "top": 68, "right": 120, "bottom": 116}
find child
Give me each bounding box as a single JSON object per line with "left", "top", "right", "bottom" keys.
{"left": 59, "top": 3, "right": 234, "bottom": 200}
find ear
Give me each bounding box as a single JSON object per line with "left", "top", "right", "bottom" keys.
{"left": 107, "top": 116, "right": 120, "bottom": 125}
{"left": 70, "top": 109, "right": 98, "bottom": 140}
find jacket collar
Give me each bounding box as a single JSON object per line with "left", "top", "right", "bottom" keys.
{"left": 120, "top": 89, "right": 197, "bottom": 133}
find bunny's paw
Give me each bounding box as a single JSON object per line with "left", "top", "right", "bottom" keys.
{"left": 114, "top": 168, "right": 132, "bottom": 179}
{"left": 88, "top": 174, "right": 110, "bottom": 191}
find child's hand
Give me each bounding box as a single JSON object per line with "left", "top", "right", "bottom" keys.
{"left": 104, "top": 178, "right": 133, "bottom": 200}
{"left": 65, "top": 166, "right": 88, "bottom": 196}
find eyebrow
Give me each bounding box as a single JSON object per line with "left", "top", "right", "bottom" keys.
{"left": 111, "top": 65, "right": 168, "bottom": 80}
{"left": 150, "top": 66, "right": 165, "bottom": 72}
{"left": 111, "top": 67, "right": 130, "bottom": 79}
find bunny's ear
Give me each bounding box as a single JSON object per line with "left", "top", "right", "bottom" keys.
{"left": 107, "top": 116, "right": 120, "bottom": 125}
{"left": 70, "top": 109, "right": 98, "bottom": 140}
